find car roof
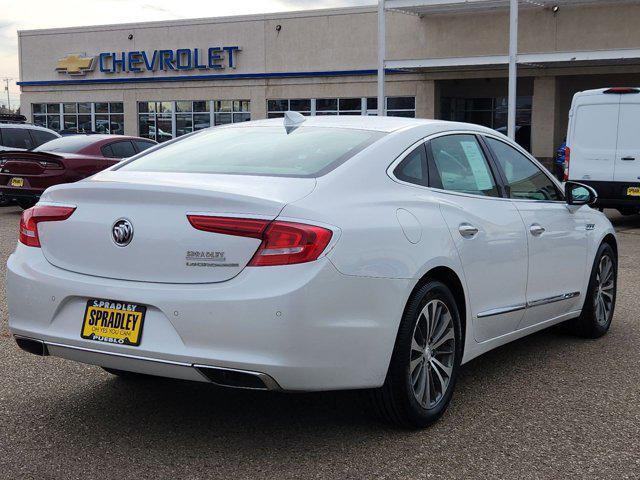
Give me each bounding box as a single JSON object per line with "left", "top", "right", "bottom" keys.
{"left": 53, "top": 134, "right": 155, "bottom": 143}
{"left": 233, "top": 115, "right": 445, "bottom": 133}
{"left": 574, "top": 87, "right": 640, "bottom": 97}
{"left": 0, "top": 122, "right": 58, "bottom": 132}
{"left": 223, "top": 115, "right": 501, "bottom": 137}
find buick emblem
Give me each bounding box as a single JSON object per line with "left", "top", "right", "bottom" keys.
{"left": 112, "top": 219, "right": 134, "bottom": 247}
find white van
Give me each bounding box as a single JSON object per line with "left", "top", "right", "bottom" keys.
{"left": 566, "top": 87, "right": 640, "bottom": 215}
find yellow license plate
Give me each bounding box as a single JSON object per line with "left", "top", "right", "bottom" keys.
{"left": 627, "top": 187, "right": 640, "bottom": 196}
{"left": 10, "top": 177, "right": 24, "bottom": 187}
{"left": 81, "top": 299, "right": 146, "bottom": 346}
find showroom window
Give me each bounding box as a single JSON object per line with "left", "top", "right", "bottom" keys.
{"left": 267, "top": 97, "right": 416, "bottom": 118}
{"left": 32, "top": 102, "right": 124, "bottom": 134}
{"left": 138, "top": 100, "right": 251, "bottom": 142}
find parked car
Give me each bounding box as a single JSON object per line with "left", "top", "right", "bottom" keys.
{"left": 0, "top": 117, "right": 60, "bottom": 153}
{"left": 7, "top": 115, "right": 617, "bottom": 428}
{"left": 0, "top": 134, "right": 156, "bottom": 209}
{"left": 566, "top": 87, "right": 640, "bottom": 215}
{"left": 0, "top": 117, "right": 61, "bottom": 206}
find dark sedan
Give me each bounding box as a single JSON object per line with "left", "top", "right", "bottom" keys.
{"left": 0, "top": 135, "right": 156, "bottom": 209}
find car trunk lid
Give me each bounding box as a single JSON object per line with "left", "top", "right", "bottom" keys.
{"left": 37, "top": 171, "right": 316, "bottom": 283}
{"left": 0, "top": 151, "right": 65, "bottom": 175}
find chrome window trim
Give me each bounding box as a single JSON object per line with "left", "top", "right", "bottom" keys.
{"left": 480, "top": 132, "right": 566, "bottom": 204}
{"left": 386, "top": 129, "right": 513, "bottom": 202}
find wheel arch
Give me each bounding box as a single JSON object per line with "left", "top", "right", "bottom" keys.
{"left": 601, "top": 233, "right": 618, "bottom": 259}
{"left": 406, "top": 266, "right": 467, "bottom": 349}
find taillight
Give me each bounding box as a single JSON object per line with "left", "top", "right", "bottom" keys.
{"left": 249, "top": 221, "right": 333, "bottom": 266}
{"left": 187, "top": 215, "right": 269, "bottom": 239}
{"left": 563, "top": 146, "right": 571, "bottom": 182}
{"left": 187, "top": 215, "right": 333, "bottom": 266}
{"left": 19, "top": 205, "right": 76, "bottom": 247}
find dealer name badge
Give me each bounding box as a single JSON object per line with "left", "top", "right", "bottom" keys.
{"left": 186, "top": 250, "right": 239, "bottom": 268}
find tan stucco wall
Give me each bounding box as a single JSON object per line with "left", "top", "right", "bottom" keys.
{"left": 19, "top": 4, "right": 640, "bottom": 84}
{"left": 531, "top": 77, "right": 558, "bottom": 159}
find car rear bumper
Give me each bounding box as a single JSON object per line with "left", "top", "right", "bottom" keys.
{"left": 0, "top": 186, "right": 42, "bottom": 201}
{"left": 7, "top": 244, "right": 409, "bottom": 391}
{"left": 572, "top": 180, "right": 640, "bottom": 209}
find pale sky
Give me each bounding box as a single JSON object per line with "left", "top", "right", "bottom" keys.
{"left": 0, "top": 0, "right": 375, "bottom": 109}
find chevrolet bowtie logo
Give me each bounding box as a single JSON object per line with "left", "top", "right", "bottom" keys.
{"left": 56, "top": 53, "right": 95, "bottom": 76}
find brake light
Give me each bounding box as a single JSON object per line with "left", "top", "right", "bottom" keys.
{"left": 604, "top": 87, "right": 640, "bottom": 94}
{"left": 187, "top": 215, "right": 333, "bottom": 266}
{"left": 249, "top": 221, "right": 333, "bottom": 266}
{"left": 19, "top": 205, "right": 76, "bottom": 247}
{"left": 563, "top": 146, "right": 571, "bottom": 182}
{"left": 187, "top": 215, "right": 268, "bottom": 239}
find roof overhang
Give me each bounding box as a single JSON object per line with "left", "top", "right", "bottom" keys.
{"left": 385, "top": 48, "right": 640, "bottom": 72}
{"left": 385, "top": 0, "right": 637, "bottom": 15}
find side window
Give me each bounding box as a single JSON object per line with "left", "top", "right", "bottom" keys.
{"left": 485, "top": 137, "right": 561, "bottom": 201}
{"left": 393, "top": 144, "right": 427, "bottom": 186}
{"left": 101, "top": 144, "right": 114, "bottom": 157}
{"left": 30, "top": 129, "right": 58, "bottom": 147}
{"left": 0, "top": 128, "right": 34, "bottom": 149}
{"left": 104, "top": 141, "right": 136, "bottom": 158}
{"left": 133, "top": 140, "right": 156, "bottom": 153}
{"left": 428, "top": 134, "right": 500, "bottom": 197}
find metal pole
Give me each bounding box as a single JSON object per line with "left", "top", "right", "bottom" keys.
{"left": 507, "top": 0, "right": 518, "bottom": 140}
{"left": 377, "top": 0, "right": 386, "bottom": 116}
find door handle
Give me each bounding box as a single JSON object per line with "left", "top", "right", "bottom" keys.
{"left": 530, "top": 224, "right": 545, "bottom": 236}
{"left": 621, "top": 157, "right": 636, "bottom": 161}
{"left": 458, "top": 223, "right": 479, "bottom": 238}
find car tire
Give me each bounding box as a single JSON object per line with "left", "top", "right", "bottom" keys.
{"left": 616, "top": 207, "right": 639, "bottom": 216}
{"left": 365, "top": 280, "right": 462, "bottom": 428}
{"left": 16, "top": 199, "right": 37, "bottom": 210}
{"left": 566, "top": 242, "right": 617, "bottom": 338}
{"left": 102, "top": 367, "right": 154, "bottom": 379}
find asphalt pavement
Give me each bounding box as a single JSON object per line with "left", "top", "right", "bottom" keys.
{"left": 1, "top": 205, "right": 639, "bottom": 480}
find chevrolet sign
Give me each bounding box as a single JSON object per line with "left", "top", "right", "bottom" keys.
{"left": 56, "top": 53, "right": 95, "bottom": 75}
{"left": 55, "top": 47, "right": 242, "bottom": 76}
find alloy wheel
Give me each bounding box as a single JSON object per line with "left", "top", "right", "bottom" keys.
{"left": 594, "top": 254, "right": 615, "bottom": 326}
{"left": 409, "top": 299, "right": 456, "bottom": 409}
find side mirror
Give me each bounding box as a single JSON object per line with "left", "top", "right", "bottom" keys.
{"left": 565, "top": 181, "right": 597, "bottom": 206}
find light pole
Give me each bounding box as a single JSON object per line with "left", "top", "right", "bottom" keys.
{"left": 507, "top": 0, "right": 518, "bottom": 140}
{"left": 377, "top": 0, "right": 386, "bottom": 117}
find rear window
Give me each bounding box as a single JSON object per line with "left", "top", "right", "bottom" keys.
{"left": 1, "top": 127, "right": 34, "bottom": 149}
{"left": 30, "top": 129, "right": 58, "bottom": 147}
{"left": 118, "top": 126, "right": 385, "bottom": 177}
{"left": 33, "top": 135, "right": 102, "bottom": 153}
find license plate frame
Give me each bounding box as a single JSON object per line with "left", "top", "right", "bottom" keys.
{"left": 10, "top": 177, "right": 24, "bottom": 187}
{"left": 81, "top": 298, "right": 147, "bottom": 346}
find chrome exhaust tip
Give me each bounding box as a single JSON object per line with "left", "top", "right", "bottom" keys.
{"left": 14, "top": 336, "right": 49, "bottom": 356}
{"left": 194, "top": 365, "right": 280, "bottom": 391}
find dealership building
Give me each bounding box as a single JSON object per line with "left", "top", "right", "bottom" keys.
{"left": 16, "top": 0, "right": 640, "bottom": 162}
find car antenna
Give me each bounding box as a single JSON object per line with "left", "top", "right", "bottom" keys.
{"left": 284, "top": 110, "right": 305, "bottom": 134}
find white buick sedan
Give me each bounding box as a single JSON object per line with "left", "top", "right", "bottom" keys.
{"left": 7, "top": 115, "right": 617, "bottom": 428}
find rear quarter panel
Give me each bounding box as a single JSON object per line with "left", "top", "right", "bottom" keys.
{"left": 280, "top": 126, "right": 473, "bottom": 361}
